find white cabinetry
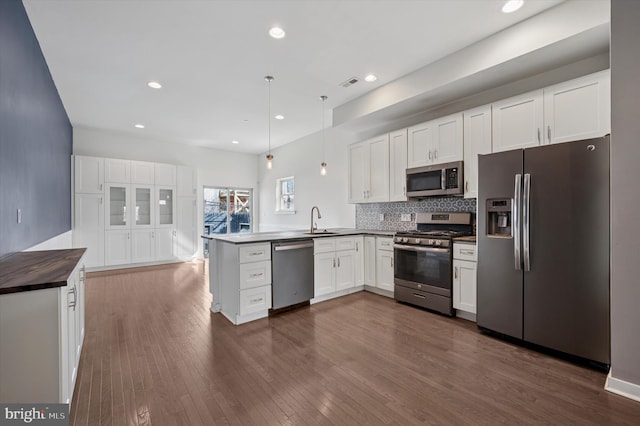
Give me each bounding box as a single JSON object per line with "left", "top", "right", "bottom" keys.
{"left": 313, "top": 237, "right": 357, "bottom": 298}
{"left": 492, "top": 90, "right": 544, "bottom": 152}
{"left": 408, "top": 113, "right": 463, "bottom": 168}
{"left": 177, "top": 165, "right": 197, "bottom": 197}
{"left": 105, "top": 230, "right": 131, "bottom": 265}
{"left": 176, "top": 197, "right": 198, "bottom": 259}
{"left": 105, "top": 158, "right": 131, "bottom": 183}
{"left": 0, "top": 252, "right": 85, "bottom": 405}
{"left": 363, "top": 236, "right": 376, "bottom": 286}
{"left": 463, "top": 105, "right": 493, "bottom": 199}
{"left": 105, "top": 183, "right": 131, "bottom": 230}
{"left": 74, "top": 155, "right": 103, "bottom": 193}
{"left": 131, "top": 161, "right": 155, "bottom": 184}
{"left": 216, "top": 242, "right": 272, "bottom": 325}
{"left": 493, "top": 69, "right": 611, "bottom": 152}
{"left": 131, "top": 229, "right": 156, "bottom": 263}
{"left": 543, "top": 69, "right": 610, "bottom": 144}
{"left": 389, "top": 129, "right": 408, "bottom": 202}
{"left": 348, "top": 135, "right": 389, "bottom": 203}
{"left": 354, "top": 236, "right": 364, "bottom": 286}
{"left": 453, "top": 243, "right": 477, "bottom": 319}
{"left": 375, "top": 237, "right": 394, "bottom": 292}
{"left": 73, "top": 193, "right": 104, "bottom": 268}
{"left": 155, "top": 163, "right": 177, "bottom": 186}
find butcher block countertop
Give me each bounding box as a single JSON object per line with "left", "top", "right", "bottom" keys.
{"left": 0, "top": 248, "right": 86, "bottom": 295}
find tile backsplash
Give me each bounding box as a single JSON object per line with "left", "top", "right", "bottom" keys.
{"left": 356, "top": 197, "right": 477, "bottom": 232}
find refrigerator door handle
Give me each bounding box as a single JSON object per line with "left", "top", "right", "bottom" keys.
{"left": 514, "top": 174, "right": 522, "bottom": 270}
{"left": 523, "top": 173, "right": 531, "bottom": 271}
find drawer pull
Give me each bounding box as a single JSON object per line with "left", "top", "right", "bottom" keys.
{"left": 250, "top": 272, "right": 264, "bottom": 278}
{"left": 250, "top": 251, "right": 264, "bottom": 256}
{"left": 250, "top": 297, "right": 264, "bottom": 304}
{"left": 460, "top": 249, "right": 475, "bottom": 255}
{"left": 413, "top": 293, "right": 426, "bottom": 300}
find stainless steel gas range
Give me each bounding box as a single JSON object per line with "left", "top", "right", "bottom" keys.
{"left": 394, "top": 212, "right": 473, "bottom": 316}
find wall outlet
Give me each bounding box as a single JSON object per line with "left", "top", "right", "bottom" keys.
{"left": 401, "top": 213, "right": 412, "bottom": 222}
{"left": 379, "top": 213, "right": 385, "bottom": 221}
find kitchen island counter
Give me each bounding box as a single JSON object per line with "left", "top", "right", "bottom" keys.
{"left": 201, "top": 228, "right": 394, "bottom": 244}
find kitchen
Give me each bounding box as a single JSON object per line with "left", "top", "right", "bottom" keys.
{"left": 1, "top": 0, "right": 640, "bottom": 424}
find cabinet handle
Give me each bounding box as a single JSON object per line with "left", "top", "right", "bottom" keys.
{"left": 465, "top": 181, "right": 468, "bottom": 192}
{"left": 460, "top": 249, "right": 475, "bottom": 255}
{"left": 152, "top": 231, "right": 155, "bottom": 238}
{"left": 537, "top": 128, "right": 541, "bottom": 143}
{"left": 100, "top": 184, "right": 103, "bottom": 191}
{"left": 454, "top": 266, "right": 458, "bottom": 279}
{"left": 250, "top": 251, "right": 263, "bottom": 256}
{"left": 337, "top": 258, "right": 341, "bottom": 267}
{"left": 79, "top": 266, "right": 86, "bottom": 283}
{"left": 100, "top": 197, "right": 103, "bottom": 205}
{"left": 547, "top": 125, "right": 551, "bottom": 143}
{"left": 250, "top": 272, "right": 263, "bottom": 278}
{"left": 403, "top": 186, "right": 406, "bottom": 195}
{"left": 250, "top": 297, "right": 264, "bottom": 304}
{"left": 356, "top": 242, "right": 359, "bottom": 252}
{"left": 68, "top": 286, "right": 77, "bottom": 310}
{"left": 391, "top": 257, "right": 394, "bottom": 267}
{"left": 333, "top": 258, "right": 336, "bottom": 268}
{"left": 428, "top": 150, "right": 432, "bottom": 160}
{"left": 127, "top": 232, "right": 130, "bottom": 240}
{"left": 434, "top": 149, "right": 438, "bottom": 160}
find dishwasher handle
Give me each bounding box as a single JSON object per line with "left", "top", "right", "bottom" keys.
{"left": 273, "top": 241, "right": 314, "bottom": 251}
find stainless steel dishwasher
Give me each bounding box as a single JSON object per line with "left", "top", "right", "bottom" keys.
{"left": 271, "top": 239, "right": 314, "bottom": 309}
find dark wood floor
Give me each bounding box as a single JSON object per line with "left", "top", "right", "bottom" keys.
{"left": 70, "top": 262, "right": 640, "bottom": 425}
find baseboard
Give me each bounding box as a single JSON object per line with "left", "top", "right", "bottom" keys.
{"left": 311, "top": 286, "right": 365, "bottom": 304}
{"left": 364, "top": 285, "right": 393, "bottom": 299}
{"left": 605, "top": 372, "right": 640, "bottom": 402}
{"left": 455, "top": 310, "right": 477, "bottom": 322}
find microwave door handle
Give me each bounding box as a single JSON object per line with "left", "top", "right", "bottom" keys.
{"left": 513, "top": 174, "right": 522, "bottom": 271}
{"left": 441, "top": 169, "right": 446, "bottom": 190}
{"left": 523, "top": 173, "right": 531, "bottom": 271}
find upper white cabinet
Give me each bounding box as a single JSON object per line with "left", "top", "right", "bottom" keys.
{"left": 156, "top": 186, "right": 176, "bottom": 228}
{"left": 131, "top": 161, "right": 155, "bottom": 184}
{"left": 492, "top": 90, "right": 544, "bottom": 153}
{"left": 493, "top": 70, "right": 611, "bottom": 152}
{"left": 105, "top": 158, "right": 131, "bottom": 183}
{"left": 543, "top": 69, "right": 610, "bottom": 144}
{"left": 463, "top": 105, "right": 493, "bottom": 199}
{"left": 176, "top": 197, "right": 198, "bottom": 259}
{"left": 407, "top": 120, "right": 433, "bottom": 168}
{"left": 408, "top": 113, "right": 463, "bottom": 168}
{"left": 177, "top": 165, "right": 197, "bottom": 197}
{"left": 348, "top": 135, "right": 389, "bottom": 203}
{"left": 389, "top": 129, "right": 408, "bottom": 202}
{"left": 155, "top": 163, "right": 177, "bottom": 186}
{"left": 432, "top": 113, "right": 463, "bottom": 164}
{"left": 105, "top": 183, "right": 130, "bottom": 230}
{"left": 74, "top": 155, "right": 103, "bottom": 193}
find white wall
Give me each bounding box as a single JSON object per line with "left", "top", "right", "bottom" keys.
{"left": 73, "top": 126, "right": 259, "bottom": 256}
{"left": 258, "top": 126, "right": 357, "bottom": 232}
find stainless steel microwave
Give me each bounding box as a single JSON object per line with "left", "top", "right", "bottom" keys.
{"left": 406, "top": 161, "right": 464, "bottom": 198}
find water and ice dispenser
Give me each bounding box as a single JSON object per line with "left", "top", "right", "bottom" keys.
{"left": 486, "top": 199, "right": 512, "bottom": 237}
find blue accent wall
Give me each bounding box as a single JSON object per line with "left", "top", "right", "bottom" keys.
{"left": 0, "top": 0, "right": 72, "bottom": 258}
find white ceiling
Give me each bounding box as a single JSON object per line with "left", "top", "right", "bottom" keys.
{"left": 23, "top": 0, "right": 565, "bottom": 154}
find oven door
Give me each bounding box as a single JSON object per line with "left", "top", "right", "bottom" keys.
{"left": 394, "top": 244, "right": 452, "bottom": 296}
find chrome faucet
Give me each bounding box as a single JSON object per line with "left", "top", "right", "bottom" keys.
{"left": 310, "top": 206, "right": 322, "bottom": 233}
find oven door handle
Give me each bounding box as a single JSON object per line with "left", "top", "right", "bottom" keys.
{"left": 394, "top": 244, "right": 450, "bottom": 254}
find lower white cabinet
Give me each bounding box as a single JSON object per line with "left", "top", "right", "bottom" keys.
{"left": 131, "top": 229, "right": 156, "bottom": 263}
{"left": 0, "top": 253, "right": 85, "bottom": 405}
{"left": 363, "top": 236, "right": 376, "bottom": 286}
{"left": 375, "top": 237, "right": 394, "bottom": 292}
{"left": 156, "top": 228, "right": 175, "bottom": 260}
{"left": 105, "top": 230, "right": 131, "bottom": 265}
{"left": 453, "top": 243, "right": 477, "bottom": 316}
{"left": 73, "top": 193, "right": 104, "bottom": 267}
{"left": 176, "top": 197, "right": 197, "bottom": 259}
{"left": 314, "top": 237, "right": 357, "bottom": 297}
{"left": 354, "top": 236, "right": 364, "bottom": 286}
{"left": 214, "top": 242, "right": 272, "bottom": 324}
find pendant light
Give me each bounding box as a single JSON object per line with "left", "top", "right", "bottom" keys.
{"left": 265, "top": 75, "right": 274, "bottom": 170}
{"left": 320, "top": 95, "right": 328, "bottom": 176}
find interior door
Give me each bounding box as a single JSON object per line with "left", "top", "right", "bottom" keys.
{"left": 477, "top": 149, "right": 524, "bottom": 339}
{"left": 523, "top": 137, "right": 610, "bottom": 364}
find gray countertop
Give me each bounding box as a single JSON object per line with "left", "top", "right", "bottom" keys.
{"left": 200, "top": 228, "right": 395, "bottom": 244}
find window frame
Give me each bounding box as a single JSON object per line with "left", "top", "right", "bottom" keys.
{"left": 275, "top": 176, "right": 295, "bottom": 214}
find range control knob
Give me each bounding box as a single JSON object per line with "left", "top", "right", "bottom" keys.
{"left": 414, "top": 239, "right": 421, "bottom": 244}
{"left": 401, "top": 237, "right": 409, "bottom": 243}
{"left": 434, "top": 240, "right": 442, "bottom": 246}
{"left": 427, "top": 239, "right": 434, "bottom": 245}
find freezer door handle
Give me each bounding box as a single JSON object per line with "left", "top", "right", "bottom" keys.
{"left": 523, "top": 173, "right": 531, "bottom": 271}
{"left": 514, "top": 174, "right": 522, "bottom": 270}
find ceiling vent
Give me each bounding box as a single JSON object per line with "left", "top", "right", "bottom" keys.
{"left": 340, "top": 76, "right": 360, "bottom": 88}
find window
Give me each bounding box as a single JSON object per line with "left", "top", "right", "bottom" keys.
{"left": 203, "top": 186, "right": 252, "bottom": 236}
{"left": 276, "top": 176, "right": 295, "bottom": 213}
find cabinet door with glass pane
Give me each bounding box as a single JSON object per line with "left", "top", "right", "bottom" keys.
{"left": 132, "top": 185, "right": 154, "bottom": 229}
{"left": 105, "top": 183, "right": 131, "bottom": 230}
{"left": 155, "top": 186, "right": 176, "bottom": 228}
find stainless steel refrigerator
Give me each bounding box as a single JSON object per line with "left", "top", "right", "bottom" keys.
{"left": 477, "top": 136, "right": 610, "bottom": 365}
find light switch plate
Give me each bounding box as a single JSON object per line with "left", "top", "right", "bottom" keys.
{"left": 401, "top": 213, "right": 412, "bottom": 222}
{"left": 17, "top": 208, "right": 22, "bottom": 224}
{"left": 379, "top": 213, "right": 385, "bottom": 221}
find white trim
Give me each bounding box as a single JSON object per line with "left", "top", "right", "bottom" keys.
{"left": 364, "top": 285, "right": 394, "bottom": 299}
{"left": 274, "top": 210, "right": 296, "bottom": 215}
{"left": 311, "top": 286, "right": 364, "bottom": 304}
{"left": 605, "top": 372, "right": 640, "bottom": 402}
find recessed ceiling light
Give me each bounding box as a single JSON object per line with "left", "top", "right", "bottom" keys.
{"left": 502, "top": 0, "right": 524, "bottom": 13}
{"left": 364, "top": 74, "right": 378, "bottom": 82}
{"left": 147, "top": 81, "right": 162, "bottom": 89}
{"left": 134, "top": 124, "right": 145, "bottom": 129}
{"left": 269, "top": 27, "right": 286, "bottom": 39}
{"left": 232, "top": 140, "right": 239, "bottom": 144}
{"left": 275, "top": 114, "right": 284, "bottom": 120}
